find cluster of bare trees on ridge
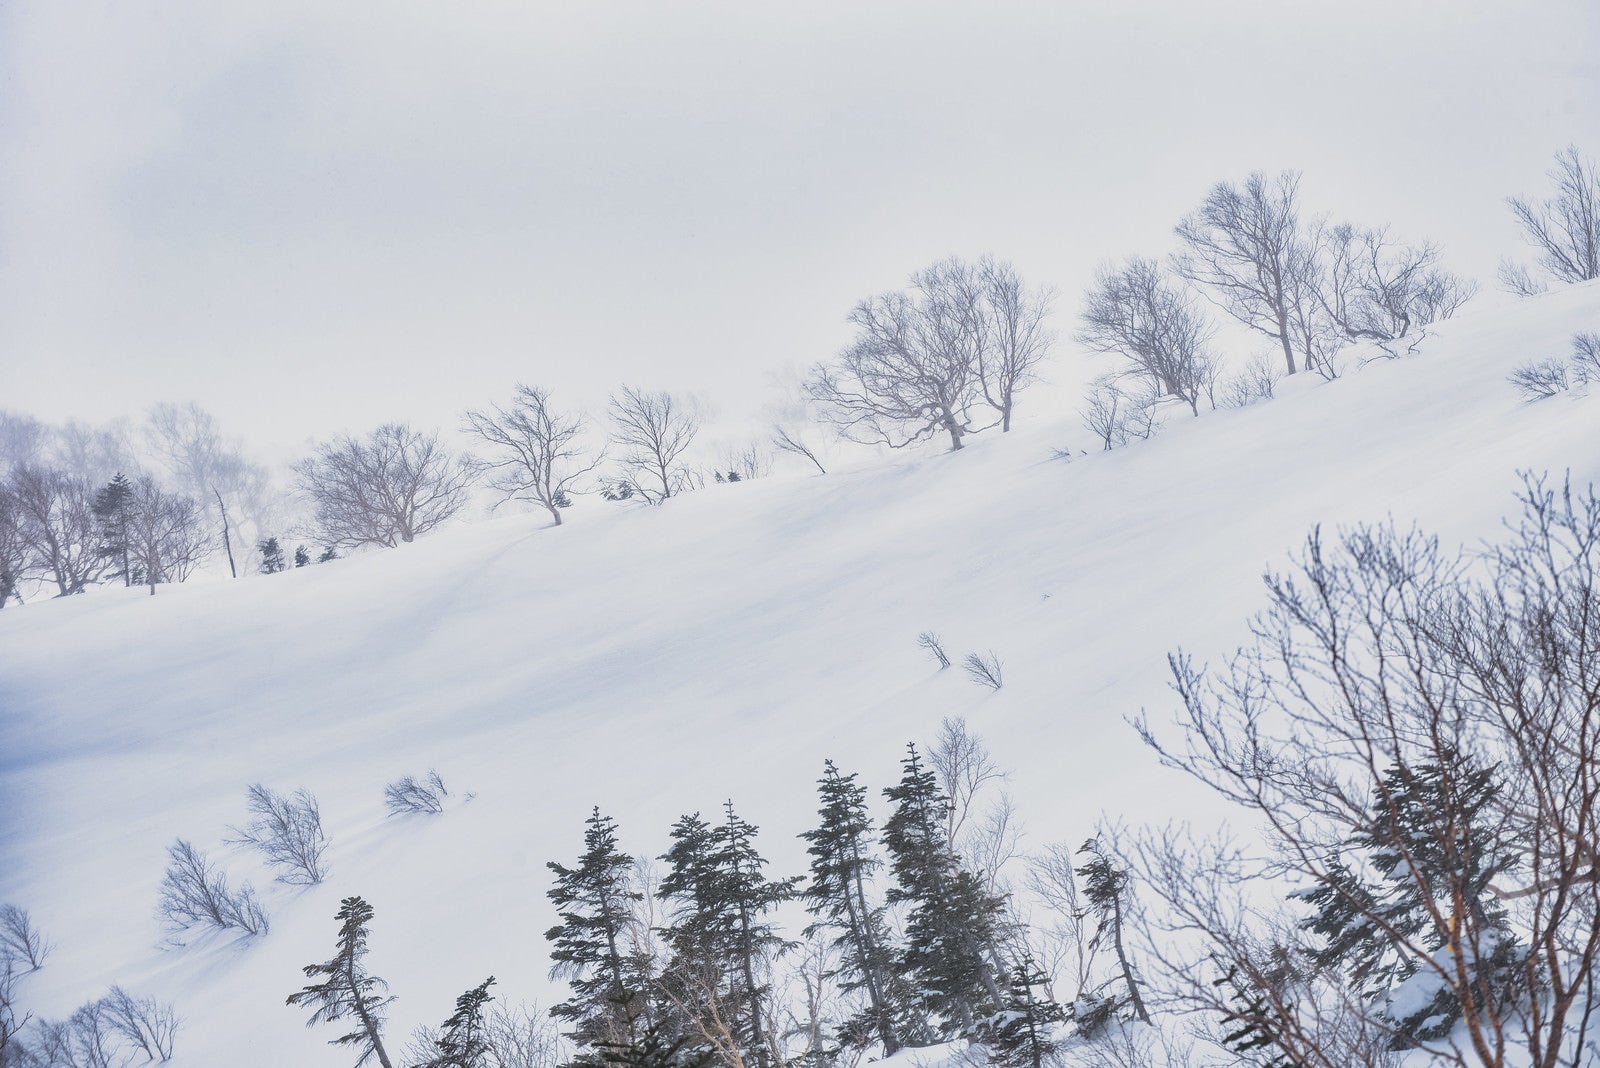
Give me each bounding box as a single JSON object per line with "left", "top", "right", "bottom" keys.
{"left": 2, "top": 146, "right": 1595, "bottom": 609}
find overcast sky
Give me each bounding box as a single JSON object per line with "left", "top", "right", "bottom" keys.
{"left": 2, "top": 1, "right": 1597, "bottom": 460}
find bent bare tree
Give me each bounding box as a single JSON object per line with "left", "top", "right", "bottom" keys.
{"left": 295, "top": 424, "right": 473, "bottom": 549}
{"left": 145, "top": 402, "right": 274, "bottom": 578}
{"left": 1078, "top": 258, "right": 1215, "bottom": 416}
{"left": 464, "top": 385, "right": 599, "bottom": 525}
{"left": 1314, "top": 224, "right": 1477, "bottom": 354}
{"left": 607, "top": 386, "right": 700, "bottom": 504}
{"left": 807, "top": 258, "right": 993, "bottom": 451}
{"left": 1175, "top": 170, "right": 1324, "bottom": 376}
{"left": 1136, "top": 473, "right": 1600, "bottom": 1068}
{"left": 1502, "top": 145, "right": 1600, "bottom": 293}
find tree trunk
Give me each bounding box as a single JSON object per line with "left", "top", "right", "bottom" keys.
{"left": 213, "top": 491, "right": 237, "bottom": 578}
{"left": 1276, "top": 313, "right": 1298, "bottom": 376}
{"left": 1109, "top": 895, "right": 1148, "bottom": 1023}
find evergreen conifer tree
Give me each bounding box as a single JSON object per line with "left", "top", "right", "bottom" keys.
{"left": 92, "top": 473, "right": 135, "bottom": 587}
{"left": 286, "top": 895, "right": 396, "bottom": 1068}
{"left": 658, "top": 803, "right": 799, "bottom": 1068}
{"left": 982, "top": 955, "right": 1067, "bottom": 1068}
{"left": 569, "top": 1020, "right": 716, "bottom": 1068}
{"left": 295, "top": 544, "right": 312, "bottom": 567}
{"left": 418, "top": 977, "right": 496, "bottom": 1068}
{"left": 882, "top": 744, "right": 1006, "bottom": 1036}
{"left": 1075, "top": 839, "right": 1148, "bottom": 1025}
{"left": 1297, "top": 750, "right": 1519, "bottom": 1042}
{"left": 546, "top": 808, "right": 650, "bottom": 1049}
{"left": 799, "top": 760, "right": 916, "bottom": 1054}
{"left": 259, "top": 537, "right": 287, "bottom": 574}
{"left": 319, "top": 546, "right": 340, "bottom": 563}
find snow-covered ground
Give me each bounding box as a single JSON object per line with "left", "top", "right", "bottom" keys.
{"left": 2, "top": 282, "right": 1597, "bottom": 1065}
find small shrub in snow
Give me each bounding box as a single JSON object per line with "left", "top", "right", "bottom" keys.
{"left": 917, "top": 631, "right": 951, "bottom": 669}
{"left": 384, "top": 770, "right": 448, "bottom": 816}
{"left": 227, "top": 784, "right": 330, "bottom": 885}
{"left": 963, "top": 651, "right": 1004, "bottom": 691}
{"left": 1218, "top": 353, "right": 1283, "bottom": 409}
{"left": 156, "top": 839, "right": 269, "bottom": 936}
{"left": 0, "top": 906, "right": 48, "bottom": 971}
{"left": 1509, "top": 357, "right": 1571, "bottom": 400}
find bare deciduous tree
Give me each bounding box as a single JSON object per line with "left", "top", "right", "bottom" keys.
{"left": 607, "top": 387, "right": 701, "bottom": 504}
{"left": 917, "top": 631, "right": 951, "bottom": 670}
{"left": 228, "top": 784, "right": 330, "bottom": 885}
{"left": 103, "top": 986, "right": 180, "bottom": 1062}
{"left": 295, "top": 424, "right": 474, "bottom": 549}
{"left": 1313, "top": 223, "right": 1476, "bottom": 357}
{"left": 157, "top": 839, "right": 269, "bottom": 936}
{"left": 1175, "top": 170, "right": 1324, "bottom": 376}
{"left": 125, "top": 477, "right": 209, "bottom": 595}
{"left": 384, "top": 771, "right": 448, "bottom": 816}
{"left": 1504, "top": 145, "right": 1600, "bottom": 290}
{"left": 1078, "top": 257, "right": 1216, "bottom": 415}
{"left": 8, "top": 465, "right": 105, "bottom": 597}
{"left": 1570, "top": 331, "right": 1600, "bottom": 384}
{"left": 1218, "top": 352, "right": 1284, "bottom": 409}
{"left": 1509, "top": 358, "right": 1571, "bottom": 401}
{"left": 145, "top": 402, "right": 276, "bottom": 578}
{"left": 807, "top": 258, "right": 995, "bottom": 451}
{"left": 1080, "top": 376, "right": 1161, "bottom": 451}
{"left": 0, "top": 484, "right": 27, "bottom": 607}
{"left": 975, "top": 258, "right": 1055, "bottom": 432}
{"left": 962, "top": 650, "right": 1004, "bottom": 691}
{"left": 463, "top": 386, "right": 600, "bottom": 526}
{"left": 0, "top": 907, "right": 48, "bottom": 972}
{"left": 1136, "top": 473, "right": 1600, "bottom": 1068}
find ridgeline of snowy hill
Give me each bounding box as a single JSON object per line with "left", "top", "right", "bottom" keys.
{"left": 2, "top": 283, "right": 1597, "bottom": 1066}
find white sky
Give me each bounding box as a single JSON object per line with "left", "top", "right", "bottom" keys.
{"left": 2, "top": 0, "right": 1597, "bottom": 460}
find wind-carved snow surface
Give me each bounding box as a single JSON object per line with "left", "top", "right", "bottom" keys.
{"left": 1, "top": 282, "right": 1597, "bottom": 1065}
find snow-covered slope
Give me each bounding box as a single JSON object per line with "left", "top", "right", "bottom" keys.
{"left": 3, "top": 283, "right": 1598, "bottom": 1065}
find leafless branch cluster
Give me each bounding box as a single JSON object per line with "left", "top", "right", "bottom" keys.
{"left": 1508, "top": 358, "right": 1571, "bottom": 401}
{"left": 294, "top": 423, "right": 474, "bottom": 549}
{"left": 1313, "top": 223, "right": 1478, "bottom": 357}
{"left": 3, "top": 466, "right": 106, "bottom": 598}
{"left": 464, "top": 385, "right": 600, "bottom": 526}
{"left": 917, "top": 631, "right": 951, "bottom": 669}
{"left": 606, "top": 387, "right": 702, "bottom": 504}
{"left": 123, "top": 477, "right": 210, "bottom": 595}
{"left": 144, "top": 402, "right": 275, "bottom": 579}
{"left": 1217, "top": 353, "right": 1283, "bottom": 409}
{"left": 384, "top": 770, "right": 449, "bottom": 816}
{"left": 1134, "top": 472, "right": 1600, "bottom": 1067}
{"left": 156, "top": 839, "right": 269, "bottom": 937}
{"left": 1508, "top": 332, "right": 1600, "bottom": 401}
{"left": 227, "top": 784, "right": 330, "bottom": 885}
{"left": 1080, "top": 377, "right": 1161, "bottom": 451}
{"left": 961, "top": 650, "right": 1004, "bottom": 692}
{"left": 0, "top": 907, "right": 48, "bottom": 973}
{"left": 1078, "top": 257, "right": 1216, "bottom": 416}
{"left": 808, "top": 256, "right": 1052, "bottom": 451}
{"left": 1503, "top": 145, "right": 1600, "bottom": 291}
{"left": 13, "top": 987, "right": 179, "bottom": 1066}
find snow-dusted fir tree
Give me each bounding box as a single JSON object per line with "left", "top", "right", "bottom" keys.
{"left": 799, "top": 760, "right": 918, "bottom": 1054}
{"left": 286, "top": 896, "right": 395, "bottom": 1068}
{"left": 546, "top": 808, "right": 650, "bottom": 1050}
{"left": 91, "top": 473, "right": 135, "bottom": 587}
{"left": 258, "top": 537, "right": 286, "bottom": 575}
{"left": 658, "top": 803, "right": 799, "bottom": 1068}
{"left": 1298, "top": 749, "right": 1519, "bottom": 1042}
{"left": 981, "top": 955, "right": 1067, "bottom": 1068}
{"left": 1075, "top": 839, "right": 1148, "bottom": 1026}
{"left": 882, "top": 744, "right": 1006, "bottom": 1036}
{"left": 417, "top": 977, "right": 495, "bottom": 1068}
